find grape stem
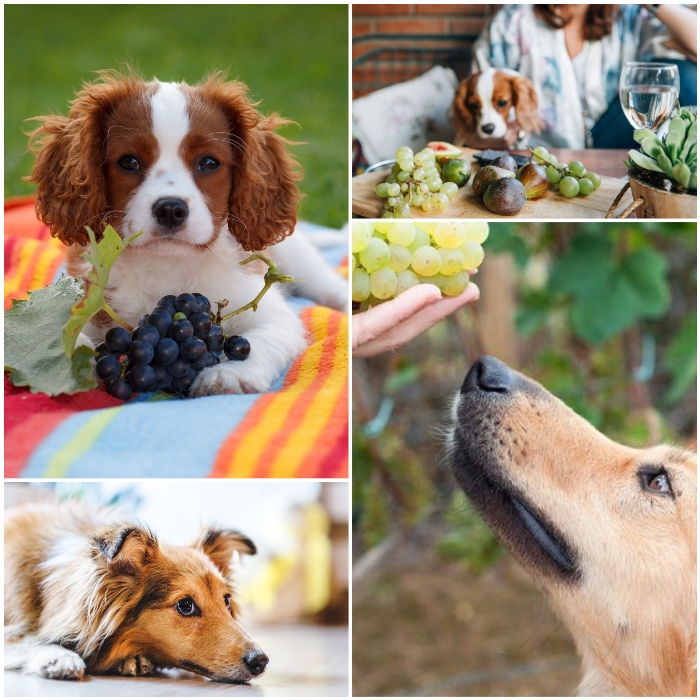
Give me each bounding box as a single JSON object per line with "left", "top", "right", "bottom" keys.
{"left": 217, "top": 253, "right": 298, "bottom": 323}
{"left": 102, "top": 302, "right": 133, "bottom": 332}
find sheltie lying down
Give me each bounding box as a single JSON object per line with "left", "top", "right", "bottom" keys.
{"left": 4, "top": 499, "right": 268, "bottom": 682}
{"left": 449, "top": 356, "right": 697, "bottom": 697}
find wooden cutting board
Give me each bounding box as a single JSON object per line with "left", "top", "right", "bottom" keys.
{"left": 352, "top": 147, "right": 633, "bottom": 219}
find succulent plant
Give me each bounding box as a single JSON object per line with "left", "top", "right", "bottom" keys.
{"left": 626, "top": 108, "right": 696, "bottom": 192}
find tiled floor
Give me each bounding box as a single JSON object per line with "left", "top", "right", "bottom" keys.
{"left": 5, "top": 623, "right": 348, "bottom": 697}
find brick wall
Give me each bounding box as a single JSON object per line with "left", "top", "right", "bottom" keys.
{"left": 353, "top": 4, "right": 497, "bottom": 95}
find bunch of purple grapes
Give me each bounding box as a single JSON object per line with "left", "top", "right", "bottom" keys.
{"left": 95, "top": 293, "right": 251, "bottom": 400}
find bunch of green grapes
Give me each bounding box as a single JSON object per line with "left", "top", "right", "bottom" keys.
{"left": 351, "top": 221, "right": 489, "bottom": 309}
{"left": 374, "top": 146, "right": 460, "bottom": 218}
{"left": 530, "top": 146, "right": 603, "bottom": 198}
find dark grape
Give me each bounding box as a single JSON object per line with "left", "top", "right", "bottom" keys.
{"left": 189, "top": 311, "right": 212, "bottom": 339}
{"left": 96, "top": 355, "right": 122, "bottom": 383}
{"left": 127, "top": 340, "right": 154, "bottom": 367}
{"left": 139, "top": 314, "right": 149, "bottom": 326}
{"left": 147, "top": 311, "right": 173, "bottom": 338}
{"left": 153, "top": 303, "right": 176, "bottom": 317}
{"left": 174, "top": 293, "right": 198, "bottom": 317}
{"left": 105, "top": 327, "right": 132, "bottom": 354}
{"left": 158, "top": 295, "right": 177, "bottom": 307}
{"left": 172, "top": 368, "right": 198, "bottom": 396}
{"left": 132, "top": 324, "right": 160, "bottom": 347}
{"left": 167, "top": 357, "right": 190, "bottom": 378}
{"left": 204, "top": 325, "right": 224, "bottom": 352}
{"left": 152, "top": 363, "right": 173, "bottom": 390}
{"left": 168, "top": 320, "right": 194, "bottom": 344}
{"left": 153, "top": 337, "right": 179, "bottom": 366}
{"left": 179, "top": 337, "right": 208, "bottom": 363}
{"left": 107, "top": 378, "right": 132, "bottom": 401}
{"left": 223, "top": 335, "right": 251, "bottom": 361}
{"left": 191, "top": 351, "right": 219, "bottom": 372}
{"left": 193, "top": 294, "right": 211, "bottom": 314}
{"left": 96, "top": 342, "right": 120, "bottom": 361}
{"left": 126, "top": 365, "right": 157, "bottom": 393}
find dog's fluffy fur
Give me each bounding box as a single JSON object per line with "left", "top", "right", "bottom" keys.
{"left": 449, "top": 356, "right": 697, "bottom": 697}
{"left": 4, "top": 499, "right": 267, "bottom": 682}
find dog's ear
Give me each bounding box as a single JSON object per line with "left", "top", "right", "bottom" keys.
{"left": 194, "top": 72, "right": 302, "bottom": 252}
{"left": 26, "top": 69, "right": 142, "bottom": 246}
{"left": 91, "top": 523, "right": 157, "bottom": 578}
{"left": 510, "top": 75, "right": 544, "bottom": 135}
{"left": 195, "top": 528, "right": 257, "bottom": 578}
{"left": 451, "top": 78, "right": 477, "bottom": 147}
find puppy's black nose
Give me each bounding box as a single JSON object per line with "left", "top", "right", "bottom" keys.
{"left": 243, "top": 650, "right": 269, "bottom": 676}
{"left": 481, "top": 123, "right": 496, "bottom": 135}
{"left": 461, "top": 356, "right": 513, "bottom": 394}
{"left": 152, "top": 198, "right": 188, "bottom": 229}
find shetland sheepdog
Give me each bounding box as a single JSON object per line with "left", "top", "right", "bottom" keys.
{"left": 4, "top": 499, "right": 268, "bottom": 682}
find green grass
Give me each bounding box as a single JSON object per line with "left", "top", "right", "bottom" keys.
{"left": 4, "top": 4, "right": 348, "bottom": 227}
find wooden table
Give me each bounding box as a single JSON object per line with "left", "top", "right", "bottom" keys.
{"left": 352, "top": 147, "right": 634, "bottom": 219}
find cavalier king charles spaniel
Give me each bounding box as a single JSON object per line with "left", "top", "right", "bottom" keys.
{"left": 27, "top": 69, "right": 346, "bottom": 396}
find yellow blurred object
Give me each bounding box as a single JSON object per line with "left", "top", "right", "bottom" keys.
{"left": 301, "top": 502, "right": 332, "bottom": 614}
{"left": 242, "top": 553, "right": 296, "bottom": 614}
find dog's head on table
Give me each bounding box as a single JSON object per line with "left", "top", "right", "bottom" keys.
{"left": 448, "top": 355, "right": 696, "bottom": 696}
{"left": 57, "top": 524, "right": 268, "bottom": 682}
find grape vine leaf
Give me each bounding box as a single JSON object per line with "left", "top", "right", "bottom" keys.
{"left": 63, "top": 225, "right": 140, "bottom": 356}
{"left": 5, "top": 276, "right": 97, "bottom": 395}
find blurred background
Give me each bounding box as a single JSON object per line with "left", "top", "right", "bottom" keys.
{"left": 4, "top": 4, "right": 347, "bottom": 228}
{"left": 5, "top": 481, "right": 349, "bottom": 696}
{"left": 352, "top": 222, "right": 696, "bottom": 696}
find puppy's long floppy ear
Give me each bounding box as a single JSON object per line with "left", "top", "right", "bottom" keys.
{"left": 196, "top": 73, "right": 302, "bottom": 251}
{"left": 26, "top": 69, "right": 143, "bottom": 246}
{"left": 510, "top": 75, "right": 545, "bottom": 135}
{"left": 90, "top": 523, "right": 157, "bottom": 578}
{"left": 195, "top": 528, "right": 257, "bottom": 579}
{"left": 451, "top": 78, "right": 477, "bottom": 147}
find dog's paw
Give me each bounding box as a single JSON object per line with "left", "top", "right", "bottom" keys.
{"left": 189, "top": 362, "right": 273, "bottom": 397}
{"left": 31, "top": 647, "right": 86, "bottom": 680}
{"left": 117, "top": 655, "right": 153, "bottom": 676}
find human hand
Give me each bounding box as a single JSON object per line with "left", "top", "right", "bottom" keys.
{"left": 353, "top": 282, "right": 480, "bottom": 357}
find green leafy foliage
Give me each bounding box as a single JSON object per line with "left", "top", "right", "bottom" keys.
{"left": 663, "top": 313, "right": 697, "bottom": 404}
{"left": 4, "top": 276, "right": 97, "bottom": 395}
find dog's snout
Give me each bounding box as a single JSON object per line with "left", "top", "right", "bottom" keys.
{"left": 481, "top": 123, "right": 496, "bottom": 135}
{"left": 152, "top": 198, "right": 189, "bottom": 229}
{"left": 461, "top": 356, "right": 513, "bottom": 395}
{"left": 243, "top": 650, "right": 269, "bottom": 677}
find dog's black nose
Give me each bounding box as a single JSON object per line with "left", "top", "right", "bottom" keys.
{"left": 461, "top": 356, "right": 513, "bottom": 394}
{"left": 243, "top": 650, "right": 269, "bottom": 676}
{"left": 481, "top": 123, "right": 496, "bottom": 135}
{"left": 152, "top": 198, "right": 189, "bottom": 229}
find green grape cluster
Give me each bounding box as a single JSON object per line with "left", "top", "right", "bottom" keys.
{"left": 374, "top": 146, "right": 463, "bottom": 218}
{"left": 351, "top": 221, "right": 489, "bottom": 309}
{"left": 530, "top": 146, "right": 603, "bottom": 198}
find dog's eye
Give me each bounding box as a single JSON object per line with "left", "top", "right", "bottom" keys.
{"left": 497, "top": 99, "right": 509, "bottom": 107}
{"left": 224, "top": 594, "right": 231, "bottom": 608}
{"left": 175, "top": 597, "right": 198, "bottom": 616}
{"left": 468, "top": 102, "right": 480, "bottom": 112}
{"left": 198, "top": 157, "right": 220, "bottom": 172}
{"left": 639, "top": 467, "right": 673, "bottom": 496}
{"left": 118, "top": 156, "right": 141, "bottom": 172}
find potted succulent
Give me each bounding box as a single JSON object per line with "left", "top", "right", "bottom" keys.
{"left": 623, "top": 108, "right": 696, "bottom": 218}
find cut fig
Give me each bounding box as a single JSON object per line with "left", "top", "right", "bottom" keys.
{"left": 427, "top": 141, "right": 463, "bottom": 162}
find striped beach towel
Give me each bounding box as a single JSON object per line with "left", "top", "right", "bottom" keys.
{"left": 5, "top": 198, "right": 348, "bottom": 478}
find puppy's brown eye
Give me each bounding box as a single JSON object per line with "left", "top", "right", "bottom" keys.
{"left": 175, "top": 597, "right": 198, "bottom": 616}
{"left": 639, "top": 467, "right": 673, "bottom": 496}
{"left": 198, "top": 157, "right": 219, "bottom": 172}
{"left": 118, "top": 156, "right": 140, "bottom": 171}
{"left": 224, "top": 594, "right": 231, "bottom": 608}
{"left": 497, "top": 99, "right": 508, "bottom": 107}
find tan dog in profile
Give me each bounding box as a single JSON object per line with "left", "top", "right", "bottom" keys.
{"left": 449, "top": 356, "right": 696, "bottom": 697}
{"left": 4, "top": 499, "right": 268, "bottom": 682}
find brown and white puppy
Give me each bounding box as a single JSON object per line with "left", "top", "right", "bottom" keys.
{"left": 449, "top": 356, "right": 696, "bottom": 697}
{"left": 451, "top": 68, "right": 544, "bottom": 147}
{"left": 4, "top": 499, "right": 267, "bottom": 683}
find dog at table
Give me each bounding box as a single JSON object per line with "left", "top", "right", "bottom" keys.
{"left": 4, "top": 499, "right": 268, "bottom": 682}
{"left": 26, "top": 68, "right": 346, "bottom": 396}
{"left": 449, "top": 356, "right": 696, "bottom": 697}
{"left": 451, "top": 68, "right": 544, "bottom": 148}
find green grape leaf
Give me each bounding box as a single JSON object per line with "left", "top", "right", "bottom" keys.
{"left": 63, "top": 226, "right": 139, "bottom": 356}
{"left": 663, "top": 313, "right": 697, "bottom": 404}
{"left": 4, "top": 276, "right": 98, "bottom": 395}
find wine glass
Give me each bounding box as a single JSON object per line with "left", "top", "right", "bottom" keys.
{"left": 620, "top": 62, "right": 680, "bottom": 131}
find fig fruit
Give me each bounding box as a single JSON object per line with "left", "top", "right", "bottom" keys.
{"left": 483, "top": 178, "right": 527, "bottom": 216}
{"left": 489, "top": 154, "right": 518, "bottom": 173}
{"left": 427, "top": 141, "right": 463, "bottom": 162}
{"left": 472, "top": 166, "right": 515, "bottom": 198}
{"left": 441, "top": 159, "right": 471, "bottom": 187}
{"left": 517, "top": 163, "right": 548, "bottom": 199}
